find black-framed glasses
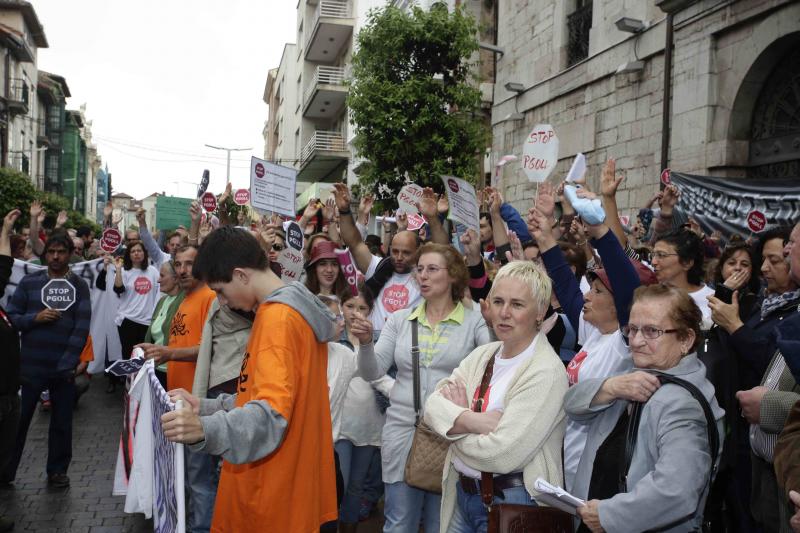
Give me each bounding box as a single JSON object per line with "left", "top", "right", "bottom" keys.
{"left": 621, "top": 324, "right": 679, "bottom": 340}
{"left": 271, "top": 243, "right": 285, "bottom": 252}
{"left": 414, "top": 265, "right": 444, "bottom": 275}
{"left": 651, "top": 251, "right": 679, "bottom": 260}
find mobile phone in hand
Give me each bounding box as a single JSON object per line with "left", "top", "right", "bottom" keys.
{"left": 714, "top": 285, "right": 733, "bottom": 304}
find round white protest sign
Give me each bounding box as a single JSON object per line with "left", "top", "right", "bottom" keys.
{"left": 397, "top": 184, "right": 423, "bottom": 215}
{"left": 522, "top": 124, "right": 559, "bottom": 183}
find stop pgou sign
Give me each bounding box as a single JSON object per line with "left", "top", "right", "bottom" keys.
{"left": 747, "top": 210, "right": 767, "bottom": 233}
{"left": 100, "top": 228, "right": 122, "bottom": 253}
{"left": 201, "top": 192, "right": 217, "bottom": 212}
{"left": 234, "top": 188, "right": 250, "bottom": 205}
{"left": 41, "top": 278, "right": 77, "bottom": 311}
{"left": 660, "top": 168, "right": 671, "bottom": 186}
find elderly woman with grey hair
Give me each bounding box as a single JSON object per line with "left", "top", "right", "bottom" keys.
{"left": 423, "top": 261, "right": 569, "bottom": 532}
{"left": 568, "top": 284, "right": 725, "bottom": 533}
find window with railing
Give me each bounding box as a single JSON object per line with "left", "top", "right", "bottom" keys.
{"left": 46, "top": 153, "right": 59, "bottom": 182}
{"left": 567, "top": 0, "right": 592, "bottom": 66}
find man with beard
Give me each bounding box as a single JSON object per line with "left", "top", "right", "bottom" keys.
{"left": 137, "top": 244, "right": 216, "bottom": 532}
{"left": 1, "top": 232, "right": 91, "bottom": 489}
{"left": 333, "top": 183, "right": 450, "bottom": 332}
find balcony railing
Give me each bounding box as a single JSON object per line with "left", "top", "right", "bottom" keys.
{"left": 301, "top": 131, "right": 347, "bottom": 163}
{"left": 303, "top": 66, "right": 347, "bottom": 107}
{"left": 307, "top": 0, "right": 351, "bottom": 48}
{"left": 7, "top": 78, "right": 29, "bottom": 114}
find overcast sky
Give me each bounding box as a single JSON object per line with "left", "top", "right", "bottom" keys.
{"left": 33, "top": 0, "right": 297, "bottom": 200}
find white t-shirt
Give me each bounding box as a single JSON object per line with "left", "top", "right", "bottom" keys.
{"left": 113, "top": 265, "right": 161, "bottom": 327}
{"left": 327, "top": 342, "right": 357, "bottom": 441}
{"left": 338, "top": 374, "right": 395, "bottom": 447}
{"left": 453, "top": 335, "right": 541, "bottom": 479}
{"left": 365, "top": 255, "right": 421, "bottom": 331}
{"left": 690, "top": 285, "right": 715, "bottom": 331}
{"left": 564, "top": 319, "right": 632, "bottom": 491}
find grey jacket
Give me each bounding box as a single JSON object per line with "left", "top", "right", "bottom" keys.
{"left": 191, "top": 282, "right": 335, "bottom": 464}
{"left": 358, "top": 302, "right": 490, "bottom": 483}
{"left": 565, "top": 354, "right": 725, "bottom": 532}
{"left": 191, "top": 298, "right": 253, "bottom": 399}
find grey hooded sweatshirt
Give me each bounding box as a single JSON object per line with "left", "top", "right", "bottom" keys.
{"left": 190, "top": 282, "right": 336, "bottom": 464}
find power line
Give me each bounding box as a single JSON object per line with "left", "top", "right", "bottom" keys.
{"left": 100, "top": 142, "right": 252, "bottom": 167}
{"left": 94, "top": 135, "right": 254, "bottom": 161}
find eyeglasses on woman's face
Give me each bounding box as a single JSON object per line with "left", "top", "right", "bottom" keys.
{"left": 271, "top": 243, "right": 285, "bottom": 252}
{"left": 621, "top": 324, "right": 679, "bottom": 340}
{"left": 651, "top": 251, "right": 679, "bottom": 260}
{"left": 414, "top": 265, "right": 444, "bottom": 275}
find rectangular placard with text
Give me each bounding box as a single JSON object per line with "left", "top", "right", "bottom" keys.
{"left": 155, "top": 196, "right": 193, "bottom": 230}
{"left": 441, "top": 175, "right": 480, "bottom": 235}
{"left": 250, "top": 157, "right": 297, "bottom": 217}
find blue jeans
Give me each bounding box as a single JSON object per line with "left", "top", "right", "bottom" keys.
{"left": 448, "top": 481, "right": 537, "bottom": 533}
{"left": 2, "top": 372, "right": 75, "bottom": 480}
{"left": 384, "top": 481, "right": 441, "bottom": 533}
{"left": 184, "top": 388, "right": 224, "bottom": 533}
{"left": 335, "top": 440, "right": 380, "bottom": 523}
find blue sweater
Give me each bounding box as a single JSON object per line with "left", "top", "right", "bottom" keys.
{"left": 500, "top": 203, "right": 533, "bottom": 243}
{"left": 7, "top": 269, "right": 91, "bottom": 377}
{"left": 541, "top": 231, "right": 640, "bottom": 332}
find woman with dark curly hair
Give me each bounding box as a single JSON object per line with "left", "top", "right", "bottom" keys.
{"left": 652, "top": 229, "right": 714, "bottom": 329}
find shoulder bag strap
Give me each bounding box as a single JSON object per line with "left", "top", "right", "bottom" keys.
{"left": 478, "top": 351, "right": 498, "bottom": 508}
{"left": 620, "top": 373, "right": 720, "bottom": 493}
{"left": 411, "top": 318, "right": 421, "bottom": 425}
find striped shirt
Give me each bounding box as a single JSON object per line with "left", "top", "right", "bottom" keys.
{"left": 750, "top": 353, "right": 785, "bottom": 462}
{"left": 7, "top": 269, "right": 91, "bottom": 377}
{"left": 407, "top": 301, "right": 465, "bottom": 367}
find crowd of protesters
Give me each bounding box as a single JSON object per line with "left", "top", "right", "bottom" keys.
{"left": 0, "top": 163, "right": 799, "bottom": 533}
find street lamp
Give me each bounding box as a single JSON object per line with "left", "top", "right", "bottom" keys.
{"left": 204, "top": 144, "right": 252, "bottom": 185}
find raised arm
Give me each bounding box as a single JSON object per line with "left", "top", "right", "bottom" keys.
{"left": 417, "top": 187, "right": 449, "bottom": 245}
{"left": 333, "top": 183, "right": 374, "bottom": 274}
{"left": 599, "top": 159, "right": 627, "bottom": 249}
{"left": 136, "top": 208, "right": 170, "bottom": 266}
{"left": 28, "top": 200, "right": 45, "bottom": 257}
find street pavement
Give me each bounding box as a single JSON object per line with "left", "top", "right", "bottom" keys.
{"left": 0, "top": 378, "right": 149, "bottom": 532}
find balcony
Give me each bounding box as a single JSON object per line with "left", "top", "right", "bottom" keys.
{"left": 305, "top": 0, "right": 354, "bottom": 63}
{"left": 7, "top": 79, "right": 29, "bottom": 115}
{"left": 303, "top": 66, "right": 348, "bottom": 119}
{"left": 35, "top": 117, "right": 49, "bottom": 146}
{"left": 298, "top": 130, "right": 349, "bottom": 183}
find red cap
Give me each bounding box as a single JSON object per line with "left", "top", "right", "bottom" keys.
{"left": 306, "top": 239, "right": 338, "bottom": 268}
{"left": 588, "top": 260, "right": 657, "bottom": 293}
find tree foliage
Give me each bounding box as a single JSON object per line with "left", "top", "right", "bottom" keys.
{"left": 347, "top": 2, "right": 488, "bottom": 201}
{"left": 0, "top": 167, "right": 101, "bottom": 234}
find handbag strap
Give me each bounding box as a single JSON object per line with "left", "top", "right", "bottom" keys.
{"left": 411, "top": 318, "right": 421, "bottom": 424}
{"left": 476, "top": 352, "right": 497, "bottom": 508}
{"left": 621, "top": 372, "right": 720, "bottom": 493}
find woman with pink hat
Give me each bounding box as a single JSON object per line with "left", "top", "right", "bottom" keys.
{"left": 306, "top": 238, "right": 349, "bottom": 299}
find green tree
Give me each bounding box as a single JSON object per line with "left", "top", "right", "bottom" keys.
{"left": 347, "top": 2, "right": 488, "bottom": 201}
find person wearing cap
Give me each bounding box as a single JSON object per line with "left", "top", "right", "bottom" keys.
{"left": 527, "top": 181, "right": 658, "bottom": 491}
{"left": 305, "top": 239, "right": 349, "bottom": 299}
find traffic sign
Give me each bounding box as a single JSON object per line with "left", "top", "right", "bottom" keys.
{"left": 234, "top": 188, "right": 250, "bottom": 205}
{"left": 201, "top": 192, "right": 217, "bottom": 212}
{"left": 100, "top": 228, "right": 122, "bottom": 253}
{"left": 747, "top": 210, "right": 766, "bottom": 233}
{"left": 41, "top": 278, "right": 77, "bottom": 311}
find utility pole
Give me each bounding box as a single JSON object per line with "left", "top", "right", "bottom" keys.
{"left": 204, "top": 144, "right": 251, "bottom": 185}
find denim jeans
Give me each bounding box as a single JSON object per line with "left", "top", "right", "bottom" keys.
{"left": 383, "top": 480, "right": 441, "bottom": 533}
{"left": 184, "top": 388, "right": 224, "bottom": 533}
{"left": 335, "top": 440, "right": 380, "bottom": 523}
{"left": 2, "top": 372, "right": 75, "bottom": 481}
{"left": 448, "top": 481, "right": 537, "bottom": 533}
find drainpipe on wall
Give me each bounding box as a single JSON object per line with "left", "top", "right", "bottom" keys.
{"left": 2, "top": 49, "right": 9, "bottom": 167}
{"left": 660, "top": 12, "right": 674, "bottom": 180}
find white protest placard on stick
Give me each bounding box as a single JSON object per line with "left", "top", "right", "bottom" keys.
{"left": 522, "top": 124, "right": 559, "bottom": 183}
{"left": 397, "top": 184, "right": 423, "bottom": 215}
{"left": 277, "top": 221, "right": 305, "bottom": 282}
{"left": 250, "top": 157, "right": 297, "bottom": 217}
{"left": 441, "top": 175, "right": 480, "bottom": 234}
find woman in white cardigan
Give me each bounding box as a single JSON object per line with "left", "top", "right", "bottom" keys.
{"left": 424, "top": 261, "right": 569, "bottom": 532}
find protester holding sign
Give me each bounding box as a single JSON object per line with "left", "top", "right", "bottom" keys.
{"left": 1, "top": 232, "right": 91, "bottom": 489}
{"left": 161, "top": 226, "right": 338, "bottom": 532}
{"left": 0, "top": 210, "right": 21, "bottom": 532}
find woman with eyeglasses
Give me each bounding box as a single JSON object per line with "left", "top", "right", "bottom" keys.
{"left": 350, "top": 242, "right": 490, "bottom": 533}
{"left": 568, "top": 284, "right": 724, "bottom": 533}
{"left": 652, "top": 229, "right": 715, "bottom": 329}
{"left": 527, "top": 182, "right": 657, "bottom": 491}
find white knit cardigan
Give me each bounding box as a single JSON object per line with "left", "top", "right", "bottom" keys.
{"left": 423, "top": 338, "right": 569, "bottom": 528}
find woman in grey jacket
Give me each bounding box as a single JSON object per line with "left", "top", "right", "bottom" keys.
{"left": 352, "top": 242, "right": 491, "bottom": 533}
{"left": 567, "top": 284, "right": 725, "bottom": 532}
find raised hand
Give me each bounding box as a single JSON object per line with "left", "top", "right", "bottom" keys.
{"left": 661, "top": 184, "right": 680, "bottom": 209}
{"left": 358, "top": 194, "right": 374, "bottom": 221}
{"left": 396, "top": 211, "right": 408, "bottom": 232}
{"left": 322, "top": 197, "right": 336, "bottom": 222}
{"left": 505, "top": 230, "right": 523, "bottom": 262}
{"left": 219, "top": 182, "right": 232, "bottom": 204}
{"left": 3, "top": 209, "right": 21, "bottom": 230}
{"left": 460, "top": 228, "right": 482, "bottom": 266}
{"left": 600, "top": 158, "right": 624, "bottom": 199}
{"left": 55, "top": 210, "right": 68, "bottom": 228}
{"left": 437, "top": 193, "right": 449, "bottom": 214}
{"left": 487, "top": 187, "right": 503, "bottom": 217}
{"left": 350, "top": 311, "right": 374, "bottom": 344}
{"left": 303, "top": 198, "right": 320, "bottom": 220}
{"left": 189, "top": 201, "right": 202, "bottom": 224}
{"left": 570, "top": 217, "right": 587, "bottom": 243}
{"left": 198, "top": 221, "right": 212, "bottom": 241}
{"left": 533, "top": 182, "right": 556, "bottom": 219}
{"left": 30, "top": 200, "right": 43, "bottom": 219}
{"left": 417, "top": 187, "right": 438, "bottom": 219}
{"left": 136, "top": 207, "right": 147, "bottom": 228}
{"left": 103, "top": 201, "right": 113, "bottom": 219}
{"left": 332, "top": 183, "right": 352, "bottom": 212}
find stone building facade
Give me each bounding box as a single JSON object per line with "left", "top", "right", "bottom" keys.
{"left": 491, "top": 0, "right": 800, "bottom": 219}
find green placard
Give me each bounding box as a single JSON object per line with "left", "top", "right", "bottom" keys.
{"left": 156, "top": 196, "right": 193, "bottom": 230}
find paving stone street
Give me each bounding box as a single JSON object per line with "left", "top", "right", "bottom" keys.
{"left": 0, "top": 379, "right": 149, "bottom": 532}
